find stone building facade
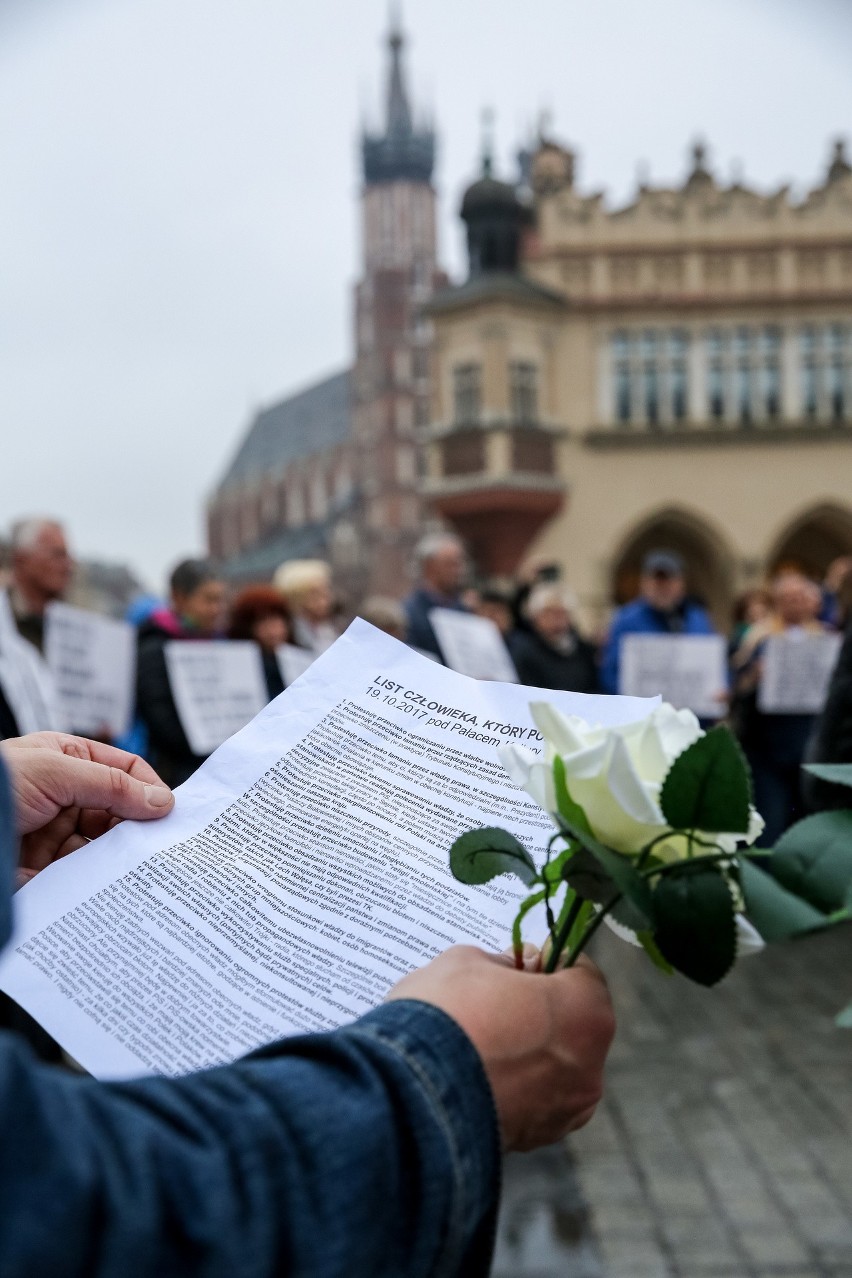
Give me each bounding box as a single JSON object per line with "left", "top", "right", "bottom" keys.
{"left": 425, "top": 137, "right": 852, "bottom": 627}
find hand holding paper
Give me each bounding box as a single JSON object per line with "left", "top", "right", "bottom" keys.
{"left": 0, "top": 621, "right": 653, "bottom": 1080}
{"left": 1, "top": 733, "right": 174, "bottom": 883}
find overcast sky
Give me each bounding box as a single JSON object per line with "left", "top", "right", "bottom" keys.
{"left": 2, "top": 0, "right": 852, "bottom": 592}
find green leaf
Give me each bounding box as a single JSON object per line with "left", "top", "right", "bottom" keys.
{"left": 449, "top": 827, "right": 539, "bottom": 887}
{"left": 836, "top": 1000, "right": 852, "bottom": 1029}
{"left": 561, "top": 844, "right": 616, "bottom": 903}
{"left": 651, "top": 864, "right": 737, "bottom": 986}
{"left": 660, "top": 726, "right": 751, "bottom": 835}
{"left": 558, "top": 818, "right": 653, "bottom": 928}
{"left": 553, "top": 755, "right": 592, "bottom": 833}
{"left": 803, "top": 762, "right": 852, "bottom": 790}
{"left": 739, "top": 856, "right": 828, "bottom": 941}
{"left": 769, "top": 811, "right": 852, "bottom": 913}
{"left": 637, "top": 929, "right": 674, "bottom": 975}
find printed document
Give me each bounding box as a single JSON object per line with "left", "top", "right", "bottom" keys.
{"left": 0, "top": 621, "right": 654, "bottom": 1080}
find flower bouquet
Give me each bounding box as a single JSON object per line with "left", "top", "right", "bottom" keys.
{"left": 449, "top": 704, "right": 852, "bottom": 1024}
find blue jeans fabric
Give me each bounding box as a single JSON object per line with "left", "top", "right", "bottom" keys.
{"left": 0, "top": 759, "right": 501, "bottom": 1278}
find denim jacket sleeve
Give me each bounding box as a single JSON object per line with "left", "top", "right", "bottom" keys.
{"left": 0, "top": 760, "right": 501, "bottom": 1278}
{"left": 0, "top": 1002, "right": 501, "bottom": 1278}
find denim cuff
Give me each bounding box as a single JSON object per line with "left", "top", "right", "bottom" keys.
{"left": 345, "top": 999, "right": 502, "bottom": 1271}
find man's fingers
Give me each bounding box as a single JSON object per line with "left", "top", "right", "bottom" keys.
{"left": 17, "top": 753, "right": 174, "bottom": 833}
{"left": 59, "top": 738, "right": 167, "bottom": 788}
{"left": 2, "top": 732, "right": 168, "bottom": 789}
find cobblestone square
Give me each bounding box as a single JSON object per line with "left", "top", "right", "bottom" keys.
{"left": 497, "top": 925, "right": 852, "bottom": 1277}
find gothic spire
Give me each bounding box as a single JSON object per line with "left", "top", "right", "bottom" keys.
{"left": 362, "top": 14, "right": 435, "bottom": 186}
{"left": 386, "top": 18, "right": 412, "bottom": 137}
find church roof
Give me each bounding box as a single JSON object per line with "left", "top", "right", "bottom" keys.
{"left": 218, "top": 522, "right": 333, "bottom": 582}
{"left": 214, "top": 369, "right": 352, "bottom": 495}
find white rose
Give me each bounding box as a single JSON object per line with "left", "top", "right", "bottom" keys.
{"left": 501, "top": 701, "right": 764, "bottom": 861}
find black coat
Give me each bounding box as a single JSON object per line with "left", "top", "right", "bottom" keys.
{"left": 805, "top": 624, "right": 852, "bottom": 811}
{"left": 508, "top": 627, "right": 600, "bottom": 694}
{"left": 135, "top": 618, "right": 208, "bottom": 789}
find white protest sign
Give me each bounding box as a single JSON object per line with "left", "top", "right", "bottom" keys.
{"left": 165, "top": 640, "right": 268, "bottom": 755}
{"left": 0, "top": 620, "right": 658, "bottom": 1081}
{"left": 0, "top": 590, "right": 62, "bottom": 735}
{"left": 430, "top": 608, "right": 518, "bottom": 682}
{"left": 276, "top": 643, "right": 316, "bottom": 687}
{"left": 620, "top": 634, "right": 728, "bottom": 719}
{"left": 758, "top": 631, "right": 842, "bottom": 714}
{"left": 45, "top": 602, "right": 135, "bottom": 738}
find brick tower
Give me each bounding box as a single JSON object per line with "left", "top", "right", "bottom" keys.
{"left": 353, "top": 19, "right": 444, "bottom": 596}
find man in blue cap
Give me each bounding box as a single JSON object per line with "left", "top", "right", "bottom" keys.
{"left": 601, "top": 549, "right": 716, "bottom": 694}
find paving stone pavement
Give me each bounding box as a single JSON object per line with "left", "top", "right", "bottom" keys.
{"left": 493, "top": 924, "right": 852, "bottom": 1277}
{"left": 567, "top": 925, "right": 852, "bottom": 1278}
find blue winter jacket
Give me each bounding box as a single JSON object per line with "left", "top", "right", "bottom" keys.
{"left": 0, "top": 759, "right": 500, "bottom": 1277}
{"left": 601, "top": 597, "right": 717, "bottom": 694}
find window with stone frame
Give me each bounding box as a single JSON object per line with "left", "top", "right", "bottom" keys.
{"left": 509, "top": 361, "right": 539, "bottom": 425}
{"left": 609, "top": 329, "right": 690, "bottom": 427}
{"left": 800, "top": 324, "right": 851, "bottom": 423}
{"left": 453, "top": 363, "right": 482, "bottom": 425}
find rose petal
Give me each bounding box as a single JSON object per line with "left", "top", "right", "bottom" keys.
{"left": 735, "top": 914, "right": 765, "bottom": 958}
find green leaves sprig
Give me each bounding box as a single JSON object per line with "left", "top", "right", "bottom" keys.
{"left": 449, "top": 730, "right": 852, "bottom": 1024}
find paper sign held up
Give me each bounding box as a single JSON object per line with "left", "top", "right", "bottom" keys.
{"left": 429, "top": 608, "right": 518, "bottom": 683}
{"left": 45, "top": 602, "right": 136, "bottom": 739}
{"left": 620, "top": 634, "right": 728, "bottom": 719}
{"left": 165, "top": 640, "right": 268, "bottom": 755}
{"left": 758, "top": 631, "right": 842, "bottom": 714}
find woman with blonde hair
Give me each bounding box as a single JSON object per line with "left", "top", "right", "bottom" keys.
{"left": 273, "top": 559, "right": 338, "bottom": 654}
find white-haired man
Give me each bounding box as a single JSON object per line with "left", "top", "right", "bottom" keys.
{"left": 404, "top": 533, "right": 470, "bottom": 660}
{"left": 8, "top": 518, "right": 75, "bottom": 655}
{"left": 0, "top": 520, "right": 70, "bottom": 740}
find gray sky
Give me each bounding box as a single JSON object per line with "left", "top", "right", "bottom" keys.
{"left": 2, "top": 0, "right": 851, "bottom": 592}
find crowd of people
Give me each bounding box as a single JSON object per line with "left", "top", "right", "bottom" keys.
{"left": 3, "top": 519, "right": 852, "bottom": 849}
{"left": 2, "top": 514, "right": 852, "bottom": 1275}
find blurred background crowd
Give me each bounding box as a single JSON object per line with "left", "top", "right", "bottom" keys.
{"left": 3, "top": 516, "right": 852, "bottom": 854}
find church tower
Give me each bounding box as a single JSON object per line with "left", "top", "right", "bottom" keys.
{"left": 353, "top": 19, "right": 444, "bottom": 596}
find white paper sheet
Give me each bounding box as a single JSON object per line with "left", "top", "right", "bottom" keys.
{"left": 757, "top": 631, "right": 842, "bottom": 714}
{"left": 0, "top": 621, "right": 656, "bottom": 1080}
{"left": 430, "top": 608, "right": 518, "bottom": 682}
{"left": 165, "top": 640, "right": 268, "bottom": 754}
{"left": 276, "top": 643, "right": 316, "bottom": 688}
{"left": 620, "top": 634, "right": 728, "bottom": 719}
{"left": 45, "top": 602, "right": 136, "bottom": 738}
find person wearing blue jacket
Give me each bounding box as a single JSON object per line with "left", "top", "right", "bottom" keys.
{"left": 0, "top": 731, "right": 614, "bottom": 1278}
{"left": 601, "top": 550, "right": 717, "bottom": 695}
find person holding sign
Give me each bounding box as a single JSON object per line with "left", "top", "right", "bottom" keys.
{"left": 508, "top": 584, "right": 599, "bottom": 693}
{"left": 0, "top": 732, "right": 615, "bottom": 1278}
{"left": 601, "top": 550, "right": 716, "bottom": 696}
{"left": 0, "top": 519, "right": 71, "bottom": 739}
{"left": 404, "top": 533, "right": 471, "bottom": 661}
{"left": 732, "top": 573, "right": 834, "bottom": 844}
{"left": 135, "top": 559, "right": 227, "bottom": 787}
